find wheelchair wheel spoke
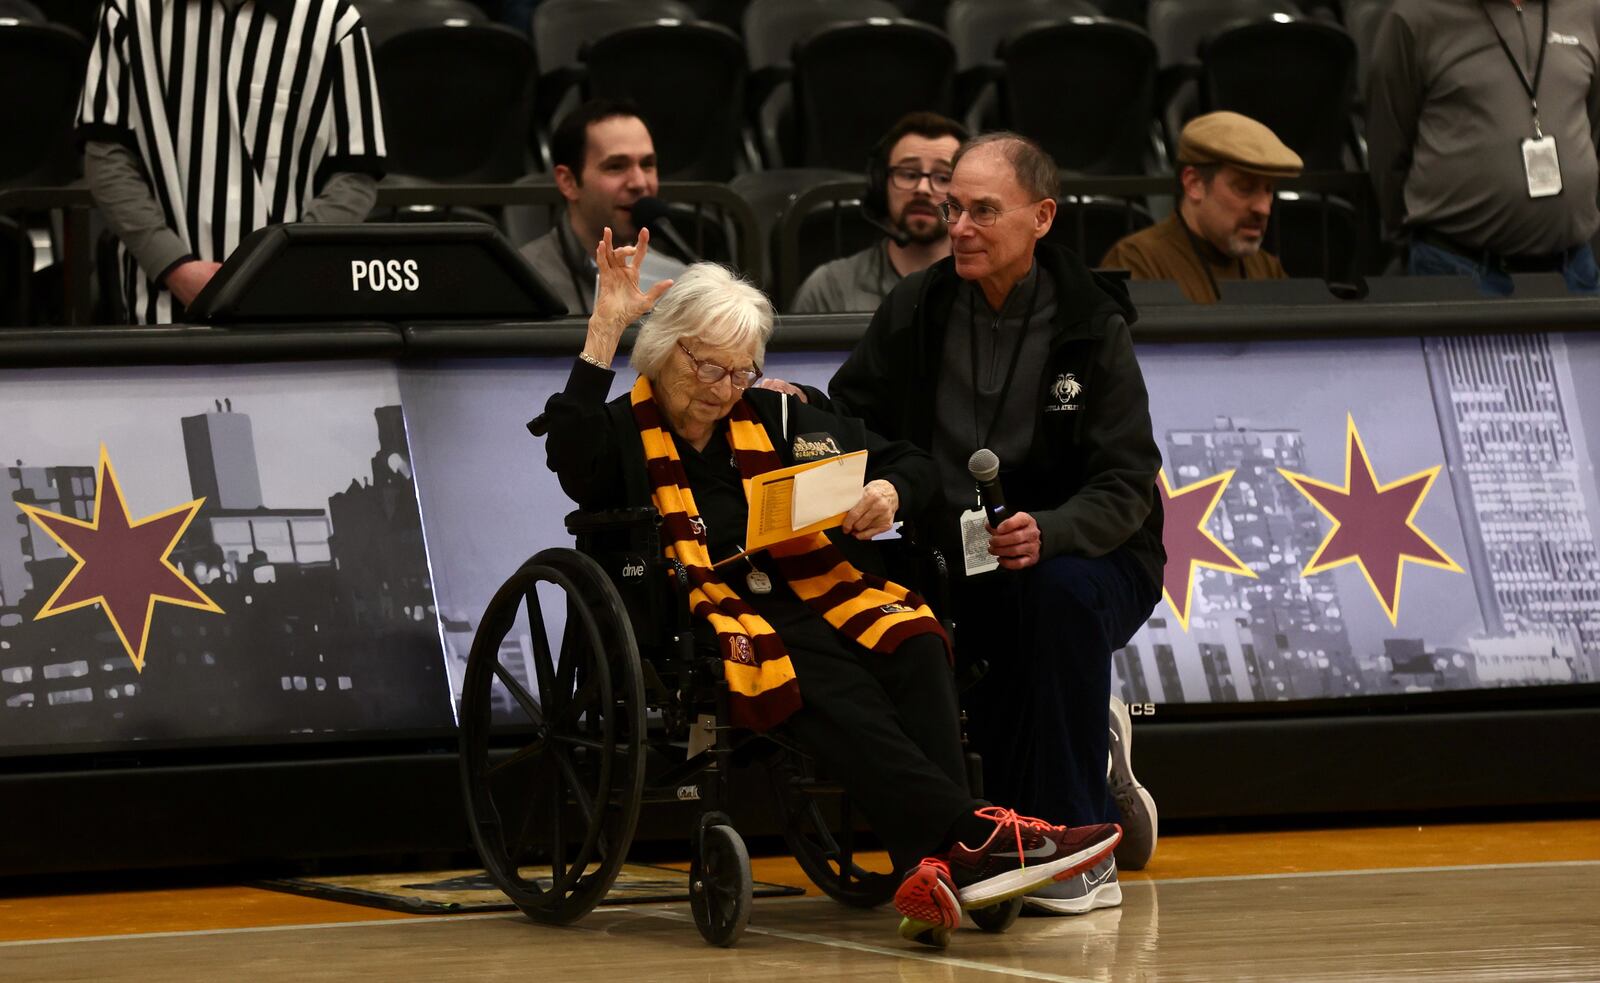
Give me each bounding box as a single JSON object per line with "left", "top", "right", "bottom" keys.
{"left": 484, "top": 737, "right": 549, "bottom": 780}
{"left": 552, "top": 746, "right": 599, "bottom": 830}
{"left": 563, "top": 672, "right": 600, "bottom": 727}
{"left": 551, "top": 732, "right": 606, "bottom": 752}
{"left": 549, "top": 789, "right": 568, "bottom": 890}
{"left": 524, "top": 590, "right": 560, "bottom": 715}
{"left": 491, "top": 661, "right": 544, "bottom": 728}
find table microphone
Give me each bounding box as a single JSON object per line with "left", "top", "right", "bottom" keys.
{"left": 630, "top": 196, "right": 703, "bottom": 263}
{"left": 967, "top": 448, "right": 1011, "bottom": 526}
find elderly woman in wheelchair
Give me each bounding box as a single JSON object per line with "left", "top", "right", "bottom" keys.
{"left": 488, "top": 228, "right": 1119, "bottom": 949}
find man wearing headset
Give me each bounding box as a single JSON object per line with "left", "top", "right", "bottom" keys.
{"left": 789, "top": 112, "right": 969, "bottom": 313}
{"left": 520, "top": 99, "right": 686, "bottom": 315}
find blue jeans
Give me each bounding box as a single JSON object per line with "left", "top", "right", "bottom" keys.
{"left": 1408, "top": 239, "right": 1600, "bottom": 296}
{"left": 953, "top": 547, "right": 1159, "bottom": 828}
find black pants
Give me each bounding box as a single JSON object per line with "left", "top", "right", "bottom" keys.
{"left": 954, "top": 546, "right": 1158, "bottom": 828}
{"left": 771, "top": 611, "right": 980, "bottom": 870}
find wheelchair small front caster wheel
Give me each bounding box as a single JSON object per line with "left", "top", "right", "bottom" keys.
{"left": 969, "top": 895, "right": 1024, "bottom": 933}
{"left": 690, "top": 824, "right": 753, "bottom": 947}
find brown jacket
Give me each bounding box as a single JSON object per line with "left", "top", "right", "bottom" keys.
{"left": 1100, "top": 213, "right": 1286, "bottom": 303}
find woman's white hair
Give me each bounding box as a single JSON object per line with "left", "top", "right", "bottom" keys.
{"left": 630, "top": 263, "right": 774, "bottom": 379}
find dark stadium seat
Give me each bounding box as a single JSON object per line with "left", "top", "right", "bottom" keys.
{"left": 1047, "top": 197, "right": 1156, "bottom": 265}
{"left": 682, "top": 0, "right": 747, "bottom": 30}
{"left": 945, "top": 0, "right": 1097, "bottom": 69}
{"left": 531, "top": 0, "right": 694, "bottom": 77}
{"left": 790, "top": 19, "right": 956, "bottom": 171}
{"left": 730, "top": 169, "right": 863, "bottom": 301}
{"left": 581, "top": 20, "right": 747, "bottom": 180}
{"left": 742, "top": 0, "right": 902, "bottom": 167}
{"left": 1147, "top": 0, "right": 1300, "bottom": 164}
{"left": 1265, "top": 193, "right": 1363, "bottom": 285}
{"left": 373, "top": 24, "right": 535, "bottom": 183}
{"left": 0, "top": 20, "right": 87, "bottom": 187}
{"left": 1200, "top": 17, "right": 1358, "bottom": 170}
{"left": 999, "top": 18, "right": 1160, "bottom": 175}
{"left": 1091, "top": 0, "right": 1149, "bottom": 25}
{"left": 361, "top": 0, "right": 484, "bottom": 46}
{"left": 33, "top": 0, "right": 99, "bottom": 39}
{"left": 1146, "top": 0, "right": 1297, "bottom": 66}
{"left": 0, "top": 0, "right": 43, "bottom": 21}
{"left": 0, "top": 214, "right": 30, "bottom": 326}
{"left": 742, "top": 0, "right": 899, "bottom": 69}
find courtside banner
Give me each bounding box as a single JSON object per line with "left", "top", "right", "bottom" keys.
{"left": 403, "top": 337, "right": 1600, "bottom": 711}
{"left": 3, "top": 335, "right": 1596, "bottom": 753}
{"left": 0, "top": 361, "right": 452, "bottom": 753}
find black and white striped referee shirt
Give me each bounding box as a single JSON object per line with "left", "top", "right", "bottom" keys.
{"left": 77, "top": 0, "right": 386, "bottom": 324}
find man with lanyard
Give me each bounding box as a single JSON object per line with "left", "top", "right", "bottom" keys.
{"left": 78, "top": 0, "right": 388, "bottom": 325}
{"left": 1101, "top": 112, "right": 1304, "bottom": 304}
{"left": 1368, "top": 0, "right": 1600, "bottom": 294}
{"left": 790, "top": 112, "right": 968, "bottom": 313}
{"left": 519, "top": 99, "right": 685, "bottom": 315}
{"left": 826, "top": 133, "right": 1165, "bottom": 915}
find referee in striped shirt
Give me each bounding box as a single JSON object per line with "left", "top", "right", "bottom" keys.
{"left": 78, "top": 0, "right": 387, "bottom": 324}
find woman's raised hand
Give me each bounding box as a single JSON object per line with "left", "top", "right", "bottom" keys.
{"left": 587, "top": 227, "right": 674, "bottom": 358}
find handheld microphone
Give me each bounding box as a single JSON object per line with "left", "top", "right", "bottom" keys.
{"left": 967, "top": 448, "right": 1010, "bottom": 526}
{"left": 630, "top": 196, "right": 703, "bottom": 263}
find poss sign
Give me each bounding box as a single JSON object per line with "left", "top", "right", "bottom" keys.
{"left": 186, "top": 223, "right": 567, "bottom": 323}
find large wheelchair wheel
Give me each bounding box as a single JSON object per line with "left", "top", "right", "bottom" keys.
{"left": 770, "top": 752, "right": 899, "bottom": 908}
{"left": 459, "top": 547, "right": 647, "bottom": 925}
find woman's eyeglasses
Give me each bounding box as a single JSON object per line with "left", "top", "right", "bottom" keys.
{"left": 679, "top": 341, "right": 762, "bottom": 389}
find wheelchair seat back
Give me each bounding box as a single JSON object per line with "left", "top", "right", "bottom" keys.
{"left": 564, "top": 507, "right": 685, "bottom": 658}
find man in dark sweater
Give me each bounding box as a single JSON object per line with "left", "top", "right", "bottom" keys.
{"left": 828, "top": 133, "right": 1165, "bottom": 915}
{"left": 1367, "top": 0, "right": 1600, "bottom": 294}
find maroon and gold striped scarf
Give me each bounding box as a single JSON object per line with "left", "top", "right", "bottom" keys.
{"left": 630, "top": 376, "right": 948, "bottom": 731}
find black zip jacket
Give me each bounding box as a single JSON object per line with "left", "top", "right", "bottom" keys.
{"left": 827, "top": 244, "right": 1165, "bottom": 592}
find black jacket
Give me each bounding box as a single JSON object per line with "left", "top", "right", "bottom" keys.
{"left": 538, "top": 359, "right": 939, "bottom": 569}
{"left": 827, "top": 244, "right": 1165, "bottom": 592}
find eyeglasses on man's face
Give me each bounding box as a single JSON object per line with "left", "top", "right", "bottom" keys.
{"left": 936, "top": 199, "right": 1042, "bottom": 228}
{"left": 679, "top": 341, "right": 762, "bottom": 389}
{"left": 888, "top": 166, "right": 953, "bottom": 193}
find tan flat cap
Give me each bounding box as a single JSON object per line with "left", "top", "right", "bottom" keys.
{"left": 1177, "top": 111, "right": 1304, "bottom": 178}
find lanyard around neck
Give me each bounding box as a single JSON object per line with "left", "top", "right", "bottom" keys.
{"left": 966, "top": 271, "right": 1042, "bottom": 452}
{"left": 1482, "top": 0, "right": 1551, "bottom": 136}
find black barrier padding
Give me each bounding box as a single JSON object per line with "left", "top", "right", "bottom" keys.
{"left": 186, "top": 222, "right": 567, "bottom": 324}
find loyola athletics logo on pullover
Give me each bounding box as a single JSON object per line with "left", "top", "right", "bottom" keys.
{"left": 1046, "top": 373, "right": 1084, "bottom": 412}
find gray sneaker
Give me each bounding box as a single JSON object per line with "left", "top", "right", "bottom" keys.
{"left": 1022, "top": 855, "right": 1121, "bottom": 915}
{"left": 1108, "top": 696, "right": 1157, "bottom": 870}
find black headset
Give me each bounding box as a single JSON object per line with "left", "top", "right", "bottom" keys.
{"left": 863, "top": 129, "right": 895, "bottom": 225}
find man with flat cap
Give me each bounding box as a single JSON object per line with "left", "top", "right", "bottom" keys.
{"left": 1101, "top": 112, "right": 1304, "bottom": 303}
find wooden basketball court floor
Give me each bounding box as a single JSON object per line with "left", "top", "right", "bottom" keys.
{"left": 3, "top": 819, "right": 1597, "bottom": 982}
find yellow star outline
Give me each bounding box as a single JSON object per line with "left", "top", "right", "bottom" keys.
{"left": 17, "top": 445, "right": 223, "bottom": 672}
{"left": 1277, "top": 415, "right": 1464, "bottom": 626}
{"left": 1158, "top": 469, "right": 1257, "bottom": 633}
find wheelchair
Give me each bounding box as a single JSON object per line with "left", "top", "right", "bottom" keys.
{"left": 457, "top": 505, "right": 1025, "bottom": 946}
